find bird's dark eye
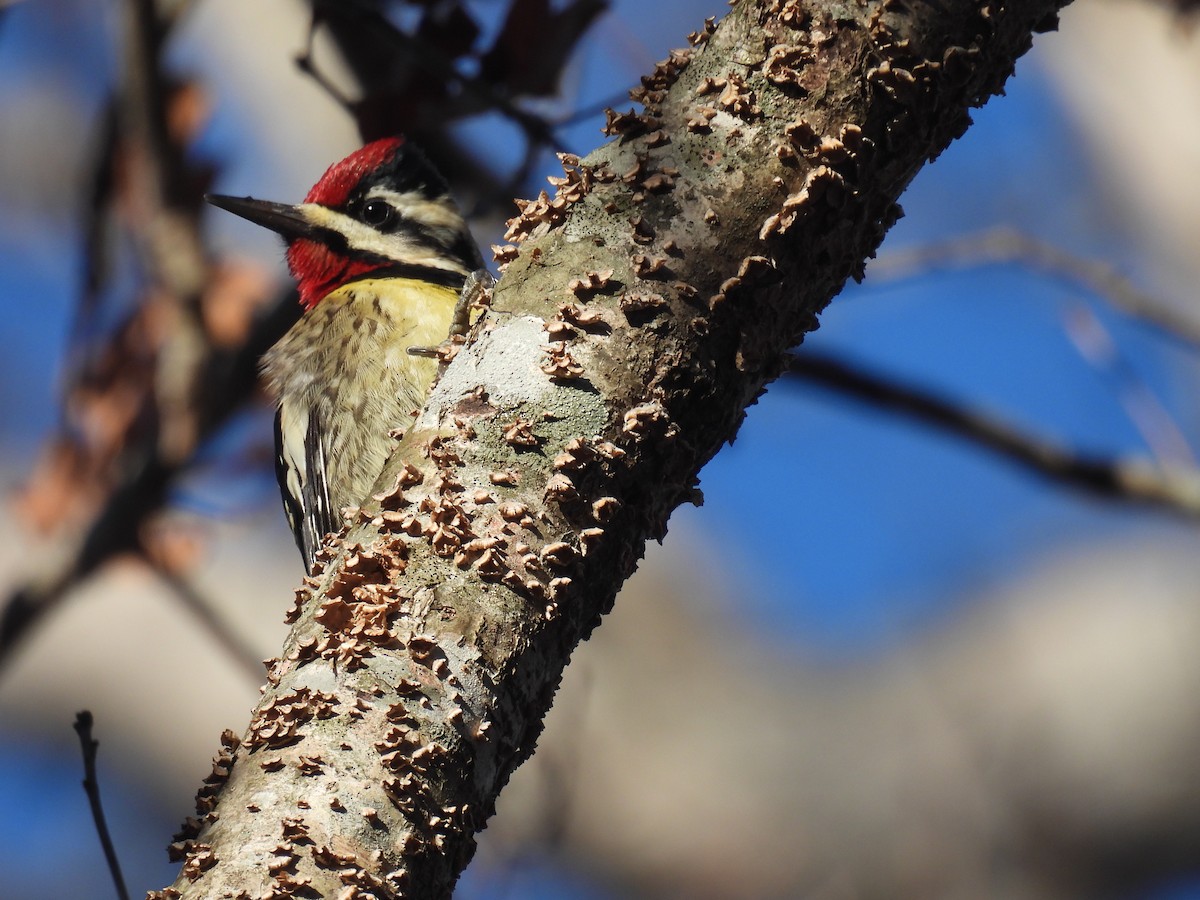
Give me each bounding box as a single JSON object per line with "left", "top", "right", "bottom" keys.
{"left": 361, "top": 200, "right": 395, "bottom": 229}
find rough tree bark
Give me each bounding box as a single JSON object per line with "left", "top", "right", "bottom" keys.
{"left": 155, "top": 0, "right": 1067, "bottom": 896}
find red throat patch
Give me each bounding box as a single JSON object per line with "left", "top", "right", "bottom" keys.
{"left": 287, "top": 239, "right": 384, "bottom": 311}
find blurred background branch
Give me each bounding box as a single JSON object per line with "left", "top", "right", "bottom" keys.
{"left": 785, "top": 349, "right": 1200, "bottom": 518}
{"left": 1, "top": 0, "right": 608, "bottom": 670}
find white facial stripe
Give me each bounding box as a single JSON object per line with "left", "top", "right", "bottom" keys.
{"left": 364, "top": 188, "right": 467, "bottom": 233}
{"left": 299, "top": 203, "right": 470, "bottom": 275}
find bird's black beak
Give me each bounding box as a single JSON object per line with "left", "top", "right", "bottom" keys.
{"left": 205, "top": 194, "right": 321, "bottom": 242}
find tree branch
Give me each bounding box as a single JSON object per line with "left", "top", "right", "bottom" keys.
{"left": 155, "top": 0, "right": 1069, "bottom": 896}
{"left": 785, "top": 350, "right": 1200, "bottom": 518}
{"left": 869, "top": 225, "right": 1200, "bottom": 351}
{"left": 74, "top": 711, "right": 131, "bottom": 900}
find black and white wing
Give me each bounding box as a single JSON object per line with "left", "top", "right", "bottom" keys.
{"left": 274, "top": 404, "right": 335, "bottom": 573}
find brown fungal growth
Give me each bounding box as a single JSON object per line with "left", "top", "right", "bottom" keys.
{"left": 602, "top": 107, "right": 661, "bottom": 139}
{"left": 788, "top": 114, "right": 820, "bottom": 143}
{"left": 544, "top": 472, "right": 577, "bottom": 502}
{"left": 868, "top": 59, "right": 920, "bottom": 105}
{"left": 630, "top": 215, "right": 656, "bottom": 243}
{"left": 628, "top": 46, "right": 692, "bottom": 113}
{"left": 502, "top": 416, "right": 540, "bottom": 448}
{"left": 295, "top": 755, "right": 324, "bottom": 776}
{"left": 764, "top": 43, "right": 811, "bottom": 87}
{"left": 813, "top": 136, "right": 850, "bottom": 164}
{"left": 643, "top": 47, "right": 693, "bottom": 92}
{"left": 592, "top": 496, "right": 621, "bottom": 522}
{"left": 312, "top": 845, "right": 357, "bottom": 870}
{"left": 540, "top": 541, "right": 577, "bottom": 570}
{"left": 280, "top": 817, "right": 312, "bottom": 843}
{"left": 640, "top": 171, "right": 674, "bottom": 193}
{"left": 504, "top": 191, "right": 571, "bottom": 244}
{"left": 190, "top": 729, "right": 240, "bottom": 818}
{"left": 540, "top": 342, "right": 585, "bottom": 380}
{"left": 454, "top": 536, "right": 507, "bottom": 579}
{"left": 717, "top": 72, "right": 760, "bottom": 119}
{"left": 687, "top": 15, "right": 717, "bottom": 45}
{"left": 179, "top": 843, "right": 217, "bottom": 882}
{"left": 759, "top": 166, "right": 850, "bottom": 240}
{"left": 621, "top": 291, "right": 668, "bottom": 315}
{"left": 632, "top": 254, "right": 672, "bottom": 280}
{"left": 620, "top": 154, "right": 649, "bottom": 185}
{"left": 558, "top": 301, "right": 608, "bottom": 331}
{"left": 552, "top": 436, "right": 596, "bottom": 472}
{"left": 491, "top": 243, "right": 519, "bottom": 267}
{"left": 645, "top": 128, "right": 671, "bottom": 148}
{"left": 361, "top": 807, "right": 384, "bottom": 827}
{"left": 497, "top": 500, "right": 529, "bottom": 522}
{"left": 622, "top": 401, "right": 677, "bottom": 441}
{"left": 244, "top": 688, "right": 339, "bottom": 751}
{"left": 578, "top": 527, "right": 605, "bottom": 555}
{"left": 284, "top": 585, "right": 311, "bottom": 626}
{"left": 424, "top": 498, "right": 475, "bottom": 558}
{"left": 489, "top": 469, "right": 519, "bottom": 486}
{"left": 686, "top": 105, "right": 718, "bottom": 133}
{"left": 567, "top": 268, "right": 614, "bottom": 297}
{"left": 375, "top": 722, "right": 420, "bottom": 771}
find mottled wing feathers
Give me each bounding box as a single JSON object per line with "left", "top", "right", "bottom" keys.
{"left": 274, "top": 404, "right": 335, "bottom": 573}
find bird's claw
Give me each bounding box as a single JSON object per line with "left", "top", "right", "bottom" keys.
{"left": 407, "top": 268, "right": 495, "bottom": 363}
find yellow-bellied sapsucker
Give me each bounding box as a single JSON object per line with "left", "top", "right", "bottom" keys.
{"left": 208, "top": 137, "right": 483, "bottom": 572}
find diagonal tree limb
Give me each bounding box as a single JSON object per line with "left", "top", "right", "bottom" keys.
{"left": 784, "top": 350, "right": 1200, "bottom": 518}
{"left": 155, "top": 0, "right": 1070, "bottom": 896}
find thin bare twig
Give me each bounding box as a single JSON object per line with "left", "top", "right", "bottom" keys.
{"left": 784, "top": 350, "right": 1200, "bottom": 519}
{"left": 1060, "top": 301, "right": 1197, "bottom": 468}
{"left": 868, "top": 226, "right": 1200, "bottom": 351}
{"left": 73, "top": 711, "right": 131, "bottom": 900}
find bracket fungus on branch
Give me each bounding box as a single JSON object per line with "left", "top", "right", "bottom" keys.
{"left": 156, "top": 0, "right": 1069, "bottom": 896}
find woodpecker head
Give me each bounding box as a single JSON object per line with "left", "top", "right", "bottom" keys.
{"left": 207, "top": 137, "right": 481, "bottom": 310}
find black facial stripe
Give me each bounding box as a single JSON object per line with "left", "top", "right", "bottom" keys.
{"left": 307, "top": 216, "right": 474, "bottom": 272}
{"left": 373, "top": 216, "right": 480, "bottom": 272}
{"left": 309, "top": 220, "right": 474, "bottom": 287}
{"left": 348, "top": 186, "right": 451, "bottom": 223}
{"left": 377, "top": 212, "right": 431, "bottom": 241}
{"left": 373, "top": 142, "right": 450, "bottom": 200}
{"left": 448, "top": 229, "right": 485, "bottom": 271}
{"left": 343, "top": 263, "right": 467, "bottom": 290}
